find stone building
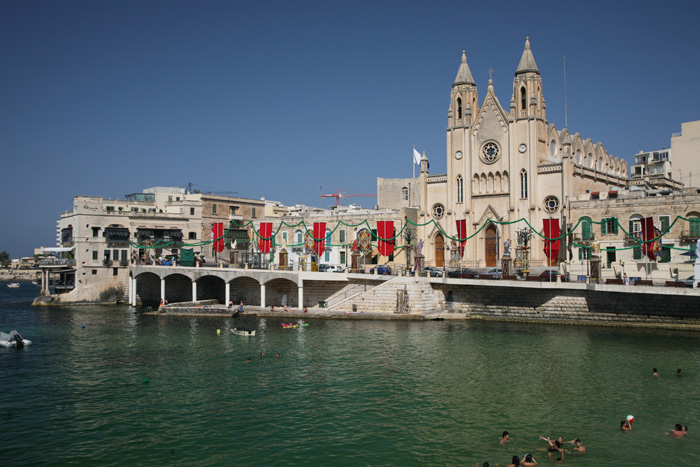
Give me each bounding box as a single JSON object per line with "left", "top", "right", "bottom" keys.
{"left": 671, "top": 120, "right": 700, "bottom": 188}
{"left": 379, "top": 37, "right": 628, "bottom": 269}
{"left": 52, "top": 187, "right": 264, "bottom": 303}
{"left": 264, "top": 204, "right": 418, "bottom": 272}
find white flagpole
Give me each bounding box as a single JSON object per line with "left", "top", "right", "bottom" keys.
{"left": 413, "top": 145, "right": 415, "bottom": 178}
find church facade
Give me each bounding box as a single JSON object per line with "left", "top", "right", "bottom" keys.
{"left": 396, "top": 38, "right": 629, "bottom": 268}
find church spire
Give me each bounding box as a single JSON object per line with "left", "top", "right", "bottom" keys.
{"left": 515, "top": 37, "right": 539, "bottom": 75}
{"left": 453, "top": 50, "right": 475, "bottom": 86}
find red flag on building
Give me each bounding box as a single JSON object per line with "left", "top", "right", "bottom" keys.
{"left": 313, "top": 222, "right": 326, "bottom": 257}
{"left": 212, "top": 223, "right": 224, "bottom": 253}
{"left": 258, "top": 222, "right": 273, "bottom": 253}
{"left": 377, "top": 221, "right": 395, "bottom": 257}
{"left": 455, "top": 219, "right": 467, "bottom": 258}
{"left": 642, "top": 217, "right": 656, "bottom": 260}
{"left": 543, "top": 219, "right": 560, "bottom": 261}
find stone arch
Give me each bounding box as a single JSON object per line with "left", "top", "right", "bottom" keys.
{"left": 134, "top": 271, "right": 160, "bottom": 307}
{"left": 197, "top": 275, "right": 226, "bottom": 302}
{"left": 495, "top": 171, "right": 502, "bottom": 192}
{"left": 502, "top": 171, "right": 509, "bottom": 192}
{"left": 481, "top": 173, "right": 487, "bottom": 194}
{"left": 487, "top": 173, "right": 494, "bottom": 193}
{"left": 230, "top": 276, "right": 261, "bottom": 306}
{"left": 473, "top": 174, "right": 479, "bottom": 194}
{"left": 163, "top": 273, "right": 193, "bottom": 304}
{"left": 263, "top": 277, "right": 299, "bottom": 307}
{"left": 434, "top": 231, "right": 445, "bottom": 268}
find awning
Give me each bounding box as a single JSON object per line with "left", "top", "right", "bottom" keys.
{"left": 543, "top": 219, "right": 560, "bottom": 261}
{"left": 41, "top": 247, "right": 75, "bottom": 253}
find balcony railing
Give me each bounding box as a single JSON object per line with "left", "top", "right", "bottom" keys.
{"left": 681, "top": 230, "right": 700, "bottom": 241}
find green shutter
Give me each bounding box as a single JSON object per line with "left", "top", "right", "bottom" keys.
{"left": 601, "top": 218, "right": 607, "bottom": 235}
{"left": 582, "top": 219, "right": 591, "bottom": 240}
{"left": 612, "top": 218, "right": 619, "bottom": 234}
{"left": 660, "top": 246, "right": 671, "bottom": 263}
{"left": 633, "top": 246, "right": 642, "bottom": 260}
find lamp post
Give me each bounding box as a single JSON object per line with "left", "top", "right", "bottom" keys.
{"left": 444, "top": 245, "right": 450, "bottom": 277}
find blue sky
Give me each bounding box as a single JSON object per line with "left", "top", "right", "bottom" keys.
{"left": 2, "top": 0, "right": 699, "bottom": 257}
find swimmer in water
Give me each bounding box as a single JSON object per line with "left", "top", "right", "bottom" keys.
{"left": 572, "top": 439, "right": 586, "bottom": 452}
{"left": 677, "top": 368, "right": 682, "bottom": 377}
{"left": 539, "top": 435, "right": 574, "bottom": 449}
{"left": 259, "top": 352, "right": 264, "bottom": 358}
{"left": 653, "top": 368, "right": 659, "bottom": 377}
{"left": 547, "top": 441, "right": 564, "bottom": 461}
{"left": 475, "top": 462, "right": 497, "bottom": 467}
{"left": 275, "top": 352, "right": 281, "bottom": 358}
{"left": 667, "top": 424, "right": 687, "bottom": 438}
{"left": 621, "top": 419, "right": 632, "bottom": 431}
{"left": 521, "top": 453, "right": 537, "bottom": 466}
{"left": 246, "top": 357, "right": 252, "bottom": 363}
{"left": 500, "top": 431, "right": 510, "bottom": 445}
{"left": 506, "top": 455, "right": 520, "bottom": 467}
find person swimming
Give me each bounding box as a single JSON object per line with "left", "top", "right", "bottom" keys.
{"left": 653, "top": 368, "right": 659, "bottom": 377}
{"left": 677, "top": 368, "right": 682, "bottom": 377}
{"left": 521, "top": 453, "right": 537, "bottom": 466}
{"left": 621, "top": 419, "right": 632, "bottom": 431}
{"left": 506, "top": 455, "right": 520, "bottom": 467}
{"left": 572, "top": 439, "right": 586, "bottom": 452}
{"left": 668, "top": 424, "right": 687, "bottom": 438}
{"left": 500, "top": 431, "right": 510, "bottom": 445}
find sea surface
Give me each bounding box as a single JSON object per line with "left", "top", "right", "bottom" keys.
{"left": 1, "top": 283, "right": 699, "bottom": 466}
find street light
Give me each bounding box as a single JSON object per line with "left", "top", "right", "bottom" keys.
{"left": 444, "top": 245, "right": 450, "bottom": 277}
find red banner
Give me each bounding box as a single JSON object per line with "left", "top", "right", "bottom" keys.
{"left": 642, "top": 217, "right": 655, "bottom": 259}
{"left": 313, "top": 222, "right": 326, "bottom": 257}
{"left": 455, "top": 219, "right": 467, "bottom": 258}
{"left": 377, "top": 221, "right": 395, "bottom": 257}
{"left": 258, "top": 222, "right": 273, "bottom": 253}
{"left": 212, "top": 223, "right": 224, "bottom": 253}
{"left": 543, "top": 219, "right": 560, "bottom": 261}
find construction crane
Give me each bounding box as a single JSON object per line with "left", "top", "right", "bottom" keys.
{"left": 321, "top": 189, "right": 376, "bottom": 206}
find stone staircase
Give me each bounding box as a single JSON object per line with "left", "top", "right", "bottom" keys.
{"left": 328, "top": 277, "right": 443, "bottom": 316}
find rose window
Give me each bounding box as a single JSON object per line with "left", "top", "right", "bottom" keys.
{"left": 481, "top": 141, "right": 500, "bottom": 164}
{"left": 432, "top": 203, "right": 445, "bottom": 220}
{"left": 543, "top": 195, "right": 559, "bottom": 214}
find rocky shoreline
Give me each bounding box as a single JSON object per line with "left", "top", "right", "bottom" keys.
{"left": 0, "top": 268, "right": 40, "bottom": 282}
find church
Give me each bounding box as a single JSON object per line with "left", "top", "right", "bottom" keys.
{"left": 379, "top": 37, "right": 629, "bottom": 269}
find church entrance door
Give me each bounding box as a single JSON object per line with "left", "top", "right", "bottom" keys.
{"left": 485, "top": 224, "right": 497, "bottom": 267}
{"left": 435, "top": 233, "right": 444, "bottom": 268}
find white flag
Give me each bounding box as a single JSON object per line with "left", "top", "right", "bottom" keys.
{"left": 413, "top": 148, "right": 421, "bottom": 165}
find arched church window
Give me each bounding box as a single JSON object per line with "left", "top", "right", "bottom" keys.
{"left": 456, "top": 176, "right": 463, "bottom": 203}
{"left": 521, "top": 87, "right": 527, "bottom": 110}
{"left": 520, "top": 170, "right": 528, "bottom": 199}
{"left": 457, "top": 97, "right": 462, "bottom": 119}
{"left": 401, "top": 187, "right": 408, "bottom": 201}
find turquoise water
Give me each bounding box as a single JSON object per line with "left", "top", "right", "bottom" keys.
{"left": 2, "top": 284, "right": 699, "bottom": 466}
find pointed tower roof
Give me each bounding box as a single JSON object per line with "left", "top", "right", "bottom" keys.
{"left": 515, "top": 37, "right": 539, "bottom": 75}
{"left": 454, "top": 50, "right": 475, "bottom": 86}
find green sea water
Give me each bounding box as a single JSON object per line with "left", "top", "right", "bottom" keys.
{"left": 1, "top": 284, "right": 699, "bottom": 466}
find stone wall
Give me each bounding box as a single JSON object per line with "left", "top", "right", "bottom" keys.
{"left": 433, "top": 283, "right": 700, "bottom": 328}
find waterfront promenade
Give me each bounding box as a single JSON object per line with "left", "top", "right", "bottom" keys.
{"left": 133, "top": 264, "right": 700, "bottom": 330}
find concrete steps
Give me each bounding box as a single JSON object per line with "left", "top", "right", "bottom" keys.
{"left": 331, "top": 277, "right": 442, "bottom": 315}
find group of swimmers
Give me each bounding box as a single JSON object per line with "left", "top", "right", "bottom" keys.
{"left": 479, "top": 432, "right": 587, "bottom": 465}
{"left": 653, "top": 368, "right": 682, "bottom": 377}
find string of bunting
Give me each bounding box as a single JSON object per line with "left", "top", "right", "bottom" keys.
{"left": 129, "top": 216, "right": 700, "bottom": 254}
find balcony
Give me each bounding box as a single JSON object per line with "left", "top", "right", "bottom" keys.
{"left": 103, "top": 259, "right": 113, "bottom": 267}
{"left": 104, "top": 227, "right": 130, "bottom": 244}
{"left": 681, "top": 230, "right": 700, "bottom": 241}
{"left": 572, "top": 233, "right": 595, "bottom": 242}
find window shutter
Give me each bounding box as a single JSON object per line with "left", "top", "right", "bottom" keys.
{"left": 601, "top": 218, "right": 607, "bottom": 235}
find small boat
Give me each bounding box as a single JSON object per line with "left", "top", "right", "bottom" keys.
{"left": 0, "top": 330, "right": 32, "bottom": 348}
{"left": 231, "top": 327, "right": 256, "bottom": 337}
{"left": 7, "top": 283, "right": 20, "bottom": 289}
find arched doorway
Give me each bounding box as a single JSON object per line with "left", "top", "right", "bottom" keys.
{"left": 485, "top": 224, "right": 497, "bottom": 267}
{"left": 435, "top": 233, "right": 445, "bottom": 268}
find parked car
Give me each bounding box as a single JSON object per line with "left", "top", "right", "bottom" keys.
{"left": 539, "top": 269, "right": 566, "bottom": 281}
{"left": 682, "top": 275, "right": 695, "bottom": 287}
{"left": 447, "top": 268, "right": 477, "bottom": 278}
{"left": 481, "top": 268, "right": 502, "bottom": 279}
{"left": 370, "top": 265, "right": 392, "bottom": 275}
{"left": 423, "top": 266, "right": 443, "bottom": 277}
{"left": 325, "top": 265, "right": 344, "bottom": 273}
